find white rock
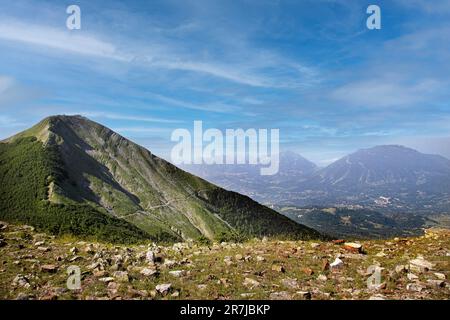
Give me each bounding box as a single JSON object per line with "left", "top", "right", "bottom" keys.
{"left": 243, "top": 277, "right": 260, "bottom": 289}
{"left": 406, "top": 283, "right": 424, "bottom": 292}
{"left": 156, "top": 283, "right": 172, "bottom": 295}
{"left": 281, "top": 278, "right": 298, "bottom": 289}
{"left": 409, "top": 257, "right": 434, "bottom": 273}
{"left": 12, "top": 275, "right": 30, "bottom": 288}
{"left": 146, "top": 250, "right": 155, "bottom": 263}
{"left": 169, "top": 270, "right": 186, "bottom": 277}
{"left": 395, "top": 265, "right": 407, "bottom": 274}
{"left": 407, "top": 273, "right": 419, "bottom": 281}
{"left": 317, "top": 274, "right": 328, "bottom": 282}
{"left": 140, "top": 268, "right": 157, "bottom": 277}
{"left": 330, "top": 257, "right": 344, "bottom": 269}
{"left": 295, "top": 291, "right": 311, "bottom": 300}
{"left": 113, "top": 271, "right": 129, "bottom": 282}
{"left": 434, "top": 272, "right": 446, "bottom": 280}
{"left": 427, "top": 279, "right": 445, "bottom": 288}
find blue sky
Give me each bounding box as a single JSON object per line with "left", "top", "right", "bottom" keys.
{"left": 0, "top": 0, "right": 449, "bottom": 165}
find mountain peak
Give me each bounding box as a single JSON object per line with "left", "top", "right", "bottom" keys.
{"left": 1, "top": 115, "right": 321, "bottom": 242}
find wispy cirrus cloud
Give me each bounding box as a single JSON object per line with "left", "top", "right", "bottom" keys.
{"left": 0, "top": 20, "right": 129, "bottom": 61}
{"left": 0, "top": 76, "right": 14, "bottom": 94}
{"left": 0, "top": 18, "right": 318, "bottom": 89}
{"left": 331, "top": 78, "right": 442, "bottom": 108}
{"left": 67, "top": 111, "right": 183, "bottom": 124}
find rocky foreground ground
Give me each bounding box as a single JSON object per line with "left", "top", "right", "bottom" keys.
{"left": 0, "top": 221, "right": 449, "bottom": 300}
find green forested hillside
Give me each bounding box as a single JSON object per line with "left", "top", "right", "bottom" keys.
{"left": 0, "top": 137, "right": 162, "bottom": 243}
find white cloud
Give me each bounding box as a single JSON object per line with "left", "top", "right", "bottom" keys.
{"left": 331, "top": 78, "right": 441, "bottom": 108}
{"left": 67, "top": 111, "right": 183, "bottom": 124}
{"left": 0, "top": 20, "right": 129, "bottom": 61}
{"left": 0, "top": 18, "right": 319, "bottom": 88}
{"left": 395, "top": 0, "right": 450, "bottom": 13}
{"left": 112, "top": 127, "right": 172, "bottom": 134}
{"left": 0, "top": 76, "right": 14, "bottom": 94}
{"left": 148, "top": 93, "right": 241, "bottom": 113}
{"left": 0, "top": 115, "right": 26, "bottom": 128}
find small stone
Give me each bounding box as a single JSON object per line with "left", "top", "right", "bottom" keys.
{"left": 302, "top": 268, "right": 314, "bottom": 276}
{"left": 164, "top": 259, "right": 177, "bottom": 268}
{"left": 235, "top": 254, "right": 243, "bottom": 261}
{"left": 321, "top": 259, "right": 330, "bottom": 271}
{"left": 427, "top": 279, "right": 445, "bottom": 288}
{"left": 295, "top": 291, "right": 311, "bottom": 300}
{"left": 197, "top": 284, "right": 207, "bottom": 291}
{"left": 256, "top": 256, "right": 266, "bottom": 262}
{"left": 41, "top": 264, "right": 58, "bottom": 273}
{"left": 171, "top": 291, "right": 180, "bottom": 298}
{"left": 434, "top": 272, "right": 446, "bottom": 280}
{"left": 12, "top": 275, "right": 30, "bottom": 288}
{"left": 240, "top": 293, "right": 255, "bottom": 298}
{"left": 155, "top": 283, "right": 172, "bottom": 295}
{"left": 317, "top": 274, "right": 328, "bottom": 282}
{"left": 343, "top": 242, "right": 363, "bottom": 253}
{"left": 272, "top": 264, "right": 285, "bottom": 273}
{"left": 368, "top": 282, "right": 387, "bottom": 291}
{"left": 15, "top": 293, "right": 30, "bottom": 300}
{"left": 369, "top": 294, "right": 386, "bottom": 300}
{"left": 0, "top": 221, "right": 8, "bottom": 230}
{"left": 84, "top": 244, "right": 95, "bottom": 254}
{"left": 108, "top": 282, "right": 119, "bottom": 290}
{"left": 93, "top": 270, "right": 107, "bottom": 277}
{"left": 41, "top": 293, "right": 58, "bottom": 301}
{"left": 330, "top": 257, "right": 344, "bottom": 269}
{"left": 310, "top": 243, "right": 320, "bottom": 248}
{"left": 140, "top": 268, "right": 158, "bottom": 277}
{"left": 169, "top": 270, "right": 186, "bottom": 277}
{"left": 37, "top": 246, "right": 50, "bottom": 252}
{"left": 406, "top": 283, "right": 425, "bottom": 292}
{"left": 223, "top": 256, "right": 233, "bottom": 266}
{"left": 34, "top": 241, "right": 45, "bottom": 246}
{"left": 99, "top": 277, "right": 115, "bottom": 283}
{"left": 69, "top": 256, "right": 82, "bottom": 262}
{"left": 269, "top": 291, "right": 291, "bottom": 300}
{"left": 69, "top": 247, "right": 78, "bottom": 254}
{"left": 409, "top": 257, "right": 434, "bottom": 273}
{"left": 407, "top": 273, "right": 419, "bottom": 281}
{"left": 395, "top": 265, "right": 407, "bottom": 274}
{"left": 113, "top": 271, "right": 129, "bottom": 282}
{"left": 146, "top": 250, "right": 155, "bottom": 263}
{"left": 281, "top": 278, "right": 298, "bottom": 289}
{"left": 243, "top": 277, "right": 260, "bottom": 289}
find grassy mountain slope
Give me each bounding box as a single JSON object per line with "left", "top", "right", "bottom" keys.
{"left": 0, "top": 115, "right": 321, "bottom": 243}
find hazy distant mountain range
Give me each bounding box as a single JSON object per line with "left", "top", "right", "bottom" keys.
{"left": 0, "top": 115, "right": 321, "bottom": 243}
{"left": 183, "top": 145, "right": 450, "bottom": 213}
